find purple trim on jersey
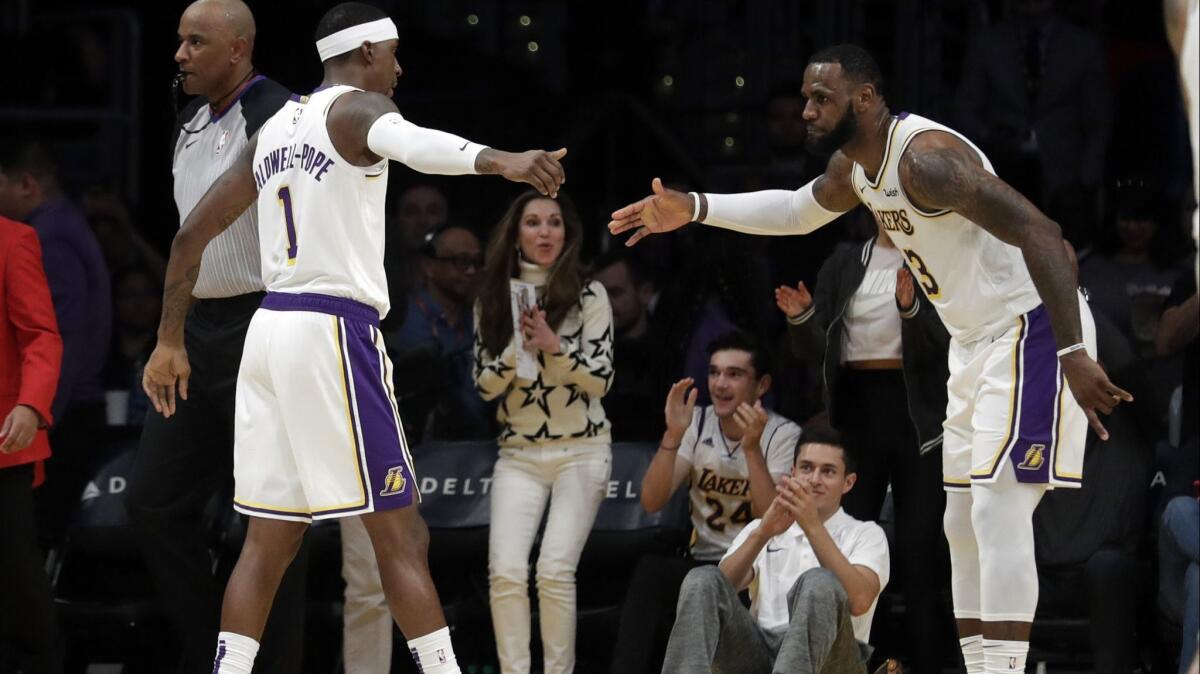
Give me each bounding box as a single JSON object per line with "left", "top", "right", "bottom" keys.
{"left": 897, "top": 111, "right": 911, "bottom": 119}
{"left": 210, "top": 74, "right": 267, "bottom": 122}
{"left": 310, "top": 83, "right": 339, "bottom": 94}
{"left": 289, "top": 93, "right": 303, "bottom": 102}
{"left": 261, "top": 292, "right": 379, "bottom": 326}
{"left": 212, "top": 640, "right": 227, "bottom": 673}
{"left": 342, "top": 318, "right": 416, "bottom": 512}
{"left": 233, "top": 500, "right": 313, "bottom": 521}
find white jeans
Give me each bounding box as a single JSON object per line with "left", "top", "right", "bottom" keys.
{"left": 340, "top": 516, "right": 392, "bottom": 674}
{"left": 488, "top": 442, "right": 611, "bottom": 674}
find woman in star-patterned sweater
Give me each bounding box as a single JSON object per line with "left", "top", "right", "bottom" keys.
{"left": 473, "top": 190, "right": 613, "bottom": 674}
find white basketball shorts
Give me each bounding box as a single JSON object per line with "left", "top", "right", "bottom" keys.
{"left": 942, "top": 294, "right": 1097, "bottom": 491}
{"left": 233, "top": 292, "right": 418, "bottom": 522}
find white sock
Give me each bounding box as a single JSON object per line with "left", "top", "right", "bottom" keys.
{"left": 212, "top": 631, "right": 259, "bottom": 674}
{"left": 960, "top": 634, "right": 985, "bottom": 674}
{"left": 982, "top": 638, "right": 1027, "bottom": 674}
{"left": 407, "top": 626, "right": 460, "bottom": 674}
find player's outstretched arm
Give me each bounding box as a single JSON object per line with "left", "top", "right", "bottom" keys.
{"left": 143, "top": 137, "right": 259, "bottom": 418}
{"left": 899, "top": 131, "right": 1132, "bottom": 439}
{"left": 330, "top": 91, "right": 566, "bottom": 196}
{"left": 607, "top": 153, "right": 858, "bottom": 247}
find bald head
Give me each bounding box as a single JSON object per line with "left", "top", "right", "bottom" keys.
{"left": 175, "top": 0, "right": 257, "bottom": 101}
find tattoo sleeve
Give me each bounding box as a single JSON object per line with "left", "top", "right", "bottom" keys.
{"left": 900, "top": 144, "right": 1084, "bottom": 348}
{"left": 158, "top": 145, "right": 259, "bottom": 344}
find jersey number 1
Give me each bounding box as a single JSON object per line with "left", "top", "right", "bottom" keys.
{"left": 277, "top": 185, "right": 298, "bottom": 265}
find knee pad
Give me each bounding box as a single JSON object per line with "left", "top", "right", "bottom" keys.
{"left": 970, "top": 479, "right": 1042, "bottom": 622}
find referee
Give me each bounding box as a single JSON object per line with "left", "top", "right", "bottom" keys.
{"left": 125, "top": 1, "right": 306, "bottom": 671}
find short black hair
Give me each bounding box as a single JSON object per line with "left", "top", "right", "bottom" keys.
{"left": 0, "top": 139, "right": 57, "bottom": 182}
{"left": 592, "top": 249, "right": 651, "bottom": 288}
{"left": 793, "top": 424, "right": 856, "bottom": 475}
{"left": 315, "top": 2, "right": 389, "bottom": 64}
{"left": 706, "top": 330, "right": 773, "bottom": 380}
{"left": 807, "top": 44, "right": 885, "bottom": 98}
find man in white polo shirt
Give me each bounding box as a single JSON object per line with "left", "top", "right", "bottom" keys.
{"left": 661, "top": 425, "right": 889, "bottom": 673}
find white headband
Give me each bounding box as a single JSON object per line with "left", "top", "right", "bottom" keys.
{"left": 315, "top": 17, "right": 398, "bottom": 61}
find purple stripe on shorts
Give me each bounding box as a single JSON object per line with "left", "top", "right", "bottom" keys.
{"left": 261, "top": 292, "right": 379, "bottom": 326}
{"left": 343, "top": 319, "right": 416, "bottom": 511}
{"left": 1007, "top": 305, "right": 1060, "bottom": 483}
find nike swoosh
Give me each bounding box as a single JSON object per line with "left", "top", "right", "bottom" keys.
{"left": 859, "top": 185, "right": 867, "bottom": 193}
{"left": 458, "top": 141, "right": 469, "bottom": 151}
{"left": 766, "top": 546, "right": 783, "bottom": 553}
{"left": 184, "top": 139, "right": 199, "bottom": 149}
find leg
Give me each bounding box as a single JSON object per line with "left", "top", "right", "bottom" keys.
{"left": 774, "top": 568, "right": 867, "bottom": 674}
{"left": 536, "top": 446, "right": 610, "bottom": 674}
{"left": 488, "top": 449, "right": 552, "bottom": 674}
{"left": 341, "top": 515, "right": 392, "bottom": 674}
{"left": 609, "top": 555, "right": 700, "bottom": 674}
{"left": 971, "top": 464, "right": 1046, "bottom": 672}
{"left": 0, "top": 464, "right": 62, "bottom": 674}
{"left": 127, "top": 393, "right": 233, "bottom": 671}
{"left": 1084, "top": 549, "right": 1139, "bottom": 674}
{"left": 944, "top": 489, "right": 984, "bottom": 674}
{"left": 1161, "top": 496, "right": 1200, "bottom": 673}
{"left": 661, "top": 565, "right": 775, "bottom": 674}
{"left": 219, "top": 516, "right": 310, "bottom": 638}
{"left": 891, "top": 431, "right": 952, "bottom": 674}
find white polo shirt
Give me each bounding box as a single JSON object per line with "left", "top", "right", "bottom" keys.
{"left": 722, "top": 508, "right": 890, "bottom": 642}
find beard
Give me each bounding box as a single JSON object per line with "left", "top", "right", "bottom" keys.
{"left": 804, "top": 106, "right": 857, "bottom": 156}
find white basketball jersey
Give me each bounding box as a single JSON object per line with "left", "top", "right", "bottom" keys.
{"left": 851, "top": 113, "right": 1042, "bottom": 344}
{"left": 252, "top": 85, "right": 391, "bottom": 316}
{"left": 676, "top": 406, "right": 801, "bottom": 561}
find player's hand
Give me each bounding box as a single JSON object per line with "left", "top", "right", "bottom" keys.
{"left": 774, "top": 282, "right": 813, "bottom": 319}
{"left": 1060, "top": 351, "right": 1133, "bottom": 441}
{"left": 759, "top": 488, "right": 796, "bottom": 537}
{"left": 520, "top": 307, "right": 560, "bottom": 354}
{"left": 143, "top": 341, "right": 191, "bottom": 418}
{"left": 608, "top": 178, "right": 695, "bottom": 247}
{"left": 778, "top": 476, "right": 821, "bottom": 531}
{"left": 895, "top": 267, "right": 916, "bottom": 313}
{"left": 490, "top": 148, "right": 567, "bottom": 197}
{"left": 733, "top": 400, "right": 768, "bottom": 450}
{"left": 0, "top": 405, "right": 40, "bottom": 453}
{"left": 664, "top": 378, "right": 698, "bottom": 442}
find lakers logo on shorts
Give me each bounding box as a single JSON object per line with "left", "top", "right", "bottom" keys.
{"left": 1017, "top": 444, "right": 1046, "bottom": 470}
{"left": 379, "top": 466, "right": 408, "bottom": 496}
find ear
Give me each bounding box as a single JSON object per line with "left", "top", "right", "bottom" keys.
{"left": 229, "top": 36, "right": 249, "bottom": 64}
{"left": 18, "top": 173, "right": 38, "bottom": 199}
{"left": 842, "top": 472, "right": 857, "bottom": 494}
{"left": 756, "top": 373, "right": 772, "bottom": 399}
{"left": 359, "top": 41, "right": 374, "bottom": 65}
{"left": 636, "top": 281, "right": 655, "bottom": 306}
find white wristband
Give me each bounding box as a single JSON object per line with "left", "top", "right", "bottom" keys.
{"left": 688, "top": 192, "right": 702, "bottom": 223}
{"left": 1056, "top": 343, "right": 1087, "bottom": 358}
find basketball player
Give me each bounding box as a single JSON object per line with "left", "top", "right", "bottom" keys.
{"left": 142, "top": 3, "right": 566, "bottom": 673}
{"left": 608, "top": 45, "right": 1130, "bottom": 674}
{"left": 1164, "top": 0, "right": 1198, "bottom": 285}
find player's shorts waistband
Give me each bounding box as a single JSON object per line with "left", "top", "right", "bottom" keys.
{"left": 260, "top": 292, "right": 379, "bottom": 326}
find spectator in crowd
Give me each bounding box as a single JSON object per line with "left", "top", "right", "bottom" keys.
{"left": 610, "top": 330, "right": 801, "bottom": 674}
{"left": 955, "top": 0, "right": 1110, "bottom": 208}
{"left": 662, "top": 426, "right": 889, "bottom": 673}
{"left": 1033, "top": 402, "right": 1154, "bottom": 674}
{"left": 80, "top": 187, "right": 166, "bottom": 281}
{"left": 383, "top": 182, "right": 451, "bottom": 328}
{"left": 0, "top": 215, "right": 63, "bottom": 673}
{"left": 1160, "top": 494, "right": 1200, "bottom": 674}
{"left": 594, "top": 249, "right": 664, "bottom": 441}
{"left": 1080, "top": 184, "right": 1186, "bottom": 358}
{"left": 1157, "top": 269, "right": 1198, "bottom": 459}
{"left": 777, "top": 226, "right": 953, "bottom": 671}
{"left": 100, "top": 266, "right": 161, "bottom": 427}
{"left": 0, "top": 138, "right": 110, "bottom": 548}
{"left": 386, "top": 224, "right": 489, "bottom": 442}
{"left": 121, "top": 1, "right": 308, "bottom": 671}
{"left": 473, "top": 191, "right": 613, "bottom": 674}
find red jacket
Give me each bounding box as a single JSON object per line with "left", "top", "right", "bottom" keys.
{"left": 0, "top": 216, "right": 63, "bottom": 473}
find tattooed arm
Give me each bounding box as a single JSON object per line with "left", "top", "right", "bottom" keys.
{"left": 898, "top": 130, "right": 1132, "bottom": 439}
{"left": 143, "top": 135, "right": 260, "bottom": 418}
